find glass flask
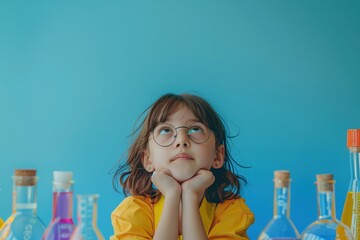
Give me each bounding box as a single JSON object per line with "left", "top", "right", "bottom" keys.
{"left": 258, "top": 170, "right": 300, "bottom": 240}
{"left": 70, "top": 194, "right": 104, "bottom": 240}
{"left": 302, "top": 174, "right": 353, "bottom": 240}
{"left": 0, "top": 169, "right": 46, "bottom": 239}
{"left": 341, "top": 129, "right": 360, "bottom": 238}
{"left": 0, "top": 187, "right": 3, "bottom": 228}
{"left": 0, "top": 189, "right": 3, "bottom": 228}
{"left": 42, "top": 171, "right": 76, "bottom": 240}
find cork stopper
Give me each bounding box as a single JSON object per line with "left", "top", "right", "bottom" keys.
{"left": 316, "top": 174, "right": 334, "bottom": 191}
{"left": 274, "top": 170, "right": 290, "bottom": 188}
{"left": 14, "top": 169, "right": 37, "bottom": 186}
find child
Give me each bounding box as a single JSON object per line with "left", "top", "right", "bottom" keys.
{"left": 111, "top": 93, "right": 254, "bottom": 240}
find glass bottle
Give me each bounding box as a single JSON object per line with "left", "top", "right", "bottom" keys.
{"left": 302, "top": 174, "right": 353, "bottom": 239}
{"left": 0, "top": 187, "right": 3, "bottom": 228}
{"left": 42, "top": 171, "right": 76, "bottom": 240}
{"left": 341, "top": 129, "right": 360, "bottom": 238}
{"left": 70, "top": 194, "right": 104, "bottom": 240}
{"left": 258, "top": 170, "right": 300, "bottom": 240}
{"left": 0, "top": 169, "right": 46, "bottom": 239}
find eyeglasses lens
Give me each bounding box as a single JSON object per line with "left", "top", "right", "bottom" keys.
{"left": 153, "top": 123, "right": 210, "bottom": 146}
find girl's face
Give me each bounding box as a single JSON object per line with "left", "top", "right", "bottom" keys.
{"left": 142, "top": 106, "right": 224, "bottom": 183}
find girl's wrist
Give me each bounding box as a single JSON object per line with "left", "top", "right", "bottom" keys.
{"left": 182, "top": 190, "right": 203, "bottom": 205}
{"left": 164, "top": 188, "right": 181, "bottom": 200}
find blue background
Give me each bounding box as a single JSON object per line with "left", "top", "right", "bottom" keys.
{"left": 1, "top": 1, "right": 359, "bottom": 239}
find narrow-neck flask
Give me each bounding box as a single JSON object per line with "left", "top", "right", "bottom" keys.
{"left": 0, "top": 169, "right": 46, "bottom": 239}
{"left": 302, "top": 174, "right": 353, "bottom": 239}
{"left": 70, "top": 194, "right": 104, "bottom": 240}
{"left": 341, "top": 129, "right": 360, "bottom": 238}
{"left": 0, "top": 188, "right": 3, "bottom": 228}
{"left": 42, "top": 171, "right": 76, "bottom": 240}
{"left": 258, "top": 170, "right": 300, "bottom": 240}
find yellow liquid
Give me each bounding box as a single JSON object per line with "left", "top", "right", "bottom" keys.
{"left": 341, "top": 192, "right": 360, "bottom": 238}
{"left": 0, "top": 218, "right": 3, "bottom": 228}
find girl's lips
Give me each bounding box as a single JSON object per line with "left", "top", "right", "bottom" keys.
{"left": 171, "top": 153, "right": 194, "bottom": 161}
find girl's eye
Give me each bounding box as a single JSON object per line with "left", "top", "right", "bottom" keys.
{"left": 188, "top": 126, "right": 203, "bottom": 134}
{"left": 159, "top": 127, "right": 172, "bottom": 135}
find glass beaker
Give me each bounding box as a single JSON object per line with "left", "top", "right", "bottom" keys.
{"left": 0, "top": 169, "right": 46, "bottom": 239}
{"left": 42, "top": 171, "right": 76, "bottom": 240}
{"left": 302, "top": 174, "right": 353, "bottom": 240}
{"left": 341, "top": 129, "right": 360, "bottom": 238}
{"left": 258, "top": 170, "right": 300, "bottom": 240}
{"left": 70, "top": 194, "right": 104, "bottom": 240}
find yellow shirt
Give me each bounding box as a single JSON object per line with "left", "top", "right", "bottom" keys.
{"left": 111, "top": 195, "right": 254, "bottom": 239}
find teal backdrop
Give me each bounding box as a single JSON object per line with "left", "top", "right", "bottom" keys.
{"left": 1, "top": 1, "right": 359, "bottom": 239}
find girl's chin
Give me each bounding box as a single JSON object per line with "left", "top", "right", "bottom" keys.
{"left": 170, "top": 170, "right": 197, "bottom": 183}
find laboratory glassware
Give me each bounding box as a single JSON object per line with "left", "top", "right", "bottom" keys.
{"left": 341, "top": 129, "right": 360, "bottom": 239}
{"left": 42, "top": 171, "right": 76, "bottom": 240}
{"left": 70, "top": 194, "right": 104, "bottom": 240}
{"left": 0, "top": 169, "right": 46, "bottom": 239}
{"left": 302, "top": 174, "right": 353, "bottom": 239}
{"left": 258, "top": 170, "right": 300, "bottom": 240}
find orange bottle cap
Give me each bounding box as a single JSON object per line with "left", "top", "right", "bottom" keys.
{"left": 347, "top": 129, "right": 360, "bottom": 147}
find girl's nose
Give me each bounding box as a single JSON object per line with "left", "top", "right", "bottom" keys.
{"left": 174, "top": 129, "right": 190, "bottom": 148}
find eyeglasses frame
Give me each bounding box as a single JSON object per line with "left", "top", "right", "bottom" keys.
{"left": 151, "top": 122, "right": 212, "bottom": 147}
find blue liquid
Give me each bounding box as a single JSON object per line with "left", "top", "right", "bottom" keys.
{"left": 0, "top": 210, "right": 46, "bottom": 239}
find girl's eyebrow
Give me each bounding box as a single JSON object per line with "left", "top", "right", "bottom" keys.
{"left": 185, "top": 118, "right": 200, "bottom": 123}
{"left": 164, "top": 119, "right": 201, "bottom": 125}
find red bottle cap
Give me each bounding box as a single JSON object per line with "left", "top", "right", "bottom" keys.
{"left": 347, "top": 129, "right": 360, "bottom": 147}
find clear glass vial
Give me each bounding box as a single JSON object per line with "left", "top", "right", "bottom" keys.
{"left": 0, "top": 169, "right": 46, "bottom": 239}
{"left": 302, "top": 174, "right": 353, "bottom": 240}
{"left": 70, "top": 194, "right": 104, "bottom": 240}
{"left": 258, "top": 170, "right": 300, "bottom": 240}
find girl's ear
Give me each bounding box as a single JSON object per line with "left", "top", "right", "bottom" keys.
{"left": 141, "top": 150, "right": 154, "bottom": 172}
{"left": 212, "top": 145, "right": 225, "bottom": 169}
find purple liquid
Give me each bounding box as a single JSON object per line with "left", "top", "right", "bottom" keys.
{"left": 42, "top": 192, "right": 76, "bottom": 240}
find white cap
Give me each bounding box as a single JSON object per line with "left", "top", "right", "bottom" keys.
{"left": 53, "top": 171, "right": 74, "bottom": 189}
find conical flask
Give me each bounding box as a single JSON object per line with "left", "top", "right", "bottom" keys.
{"left": 0, "top": 169, "right": 46, "bottom": 239}
{"left": 302, "top": 174, "right": 353, "bottom": 239}
{"left": 341, "top": 129, "right": 360, "bottom": 238}
{"left": 42, "top": 171, "right": 76, "bottom": 240}
{"left": 258, "top": 170, "right": 300, "bottom": 240}
{"left": 70, "top": 194, "right": 104, "bottom": 240}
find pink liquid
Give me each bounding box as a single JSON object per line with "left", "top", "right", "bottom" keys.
{"left": 42, "top": 192, "right": 76, "bottom": 240}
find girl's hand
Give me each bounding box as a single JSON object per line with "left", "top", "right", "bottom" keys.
{"left": 180, "top": 169, "right": 215, "bottom": 239}
{"left": 181, "top": 169, "right": 215, "bottom": 203}
{"left": 151, "top": 168, "right": 181, "bottom": 198}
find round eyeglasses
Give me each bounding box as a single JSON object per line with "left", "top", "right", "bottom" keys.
{"left": 152, "top": 122, "right": 211, "bottom": 147}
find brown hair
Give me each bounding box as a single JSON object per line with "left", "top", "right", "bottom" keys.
{"left": 112, "top": 93, "right": 247, "bottom": 203}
